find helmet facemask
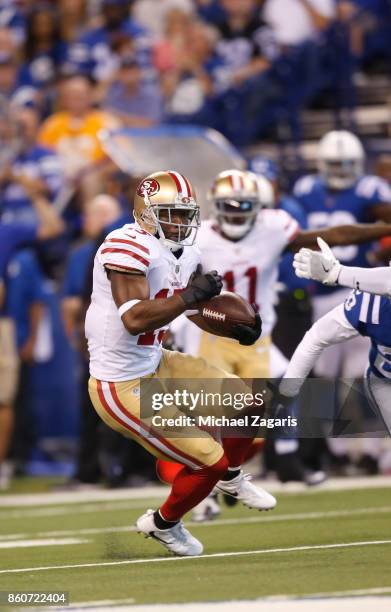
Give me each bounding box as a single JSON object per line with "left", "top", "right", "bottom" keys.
{"left": 215, "top": 198, "right": 260, "bottom": 239}
{"left": 319, "top": 158, "right": 364, "bottom": 190}
{"left": 138, "top": 195, "right": 200, "bottom": 252}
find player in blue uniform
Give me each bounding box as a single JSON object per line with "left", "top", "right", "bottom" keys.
{"left": 293, "top": 130, "right": 391, "bottom": 388}
{"left": 279, "top": 285, "right": 391, "bottom": 435}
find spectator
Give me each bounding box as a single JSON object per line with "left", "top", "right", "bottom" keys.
{"left": 38, "top": 74, "right": 119, "bottom": 199}
{"left": 0, "top": 105, "right": 63, "bottom": 227}
{"left": 102, "top": 53, "right": 163, "bottom": 126}
{"left": 153, "top": 7, "right": 192, "bottom": 74}
{"left": 215, "top": 0, "right": 277, "bottom": 86}
{"left": 263, "top": 0, "right": 336, "bottom": 47}
{"left": 19, "top": 3, "right": 67, "bottom": 91}
{"left": 0, "top": 183, "right": 64, "bottom": 489}
{"left": 68, "top": 0, "right": 152, "bottom": 84}
{"left": 162, "top": 21, "right": 222, "bottom": 123}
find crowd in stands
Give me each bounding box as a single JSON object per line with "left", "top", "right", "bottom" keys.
{"left": 0, "top": 0, "right": 389, "bottom": 145}
{"left": 0, "top": 0, "right": 390, "bottom": 490}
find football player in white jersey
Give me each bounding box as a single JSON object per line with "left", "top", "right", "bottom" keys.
{"left": 85, "top": 170, "right": 277, "bottom": 558}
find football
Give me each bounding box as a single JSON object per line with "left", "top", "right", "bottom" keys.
{"left": 187, "top": 291, "right": 256, "bottom": 338}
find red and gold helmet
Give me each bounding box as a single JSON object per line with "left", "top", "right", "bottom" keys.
{"left": 208, "top": 169, "right": 274, "bottom": 239}
{"left": 134, "top": 170, "right": 200, "bottom": 251}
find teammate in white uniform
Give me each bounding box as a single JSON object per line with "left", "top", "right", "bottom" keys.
{"left": 176, "top": 169, "right": 391, "bottom": 377}
{"left": 86, "top": 170, "right": 276, "bottom": 558}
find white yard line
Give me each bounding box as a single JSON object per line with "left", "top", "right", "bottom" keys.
{"left": 0, "top": 537, "right": 89, "bottom": 549}
{"left": 47, "top": 596, "right": 391, "bottom": 612}
{"left": 0, "top": 500, "right": 162, "bottom": 520}
{"left": 25, "top": 589, "right": 391, "bottom": 612}
{"left": 1, "top": 476, "right": 390, "bottom": 508}
{"left": 0, "top": 505, "right": 390, "bottom": 542}
{"left": 1, "top": 539, "right": 391, "bottom": 575}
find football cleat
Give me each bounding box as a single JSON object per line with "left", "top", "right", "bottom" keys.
{"left": 191, "top": 493, "right": 221, "bottom": 522}
{"left": 136, "top": 509, "right": 203, "bottom": 556}
{"left": 215, "top": 471, "right": 276, "bottom": 511}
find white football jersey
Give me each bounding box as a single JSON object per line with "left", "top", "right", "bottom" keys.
{"left": 85, "top": 223, "right": 200, "bottom": 381}
{"left": 197, "top": 209, "right": 299, "bottom": 336}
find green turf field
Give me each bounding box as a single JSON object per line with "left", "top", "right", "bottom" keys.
{"left": 1, "top": 486, "right": 391, "bottom": 607}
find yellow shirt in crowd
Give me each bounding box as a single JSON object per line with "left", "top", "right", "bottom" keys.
{"left": 39, "top": 111, "right": 118, "bottom": 166}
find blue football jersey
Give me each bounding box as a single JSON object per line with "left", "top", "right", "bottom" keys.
{"left": 293, "top": 174, "right": 391, "bottom": 295}
{"left": 344, "top": 290, "right": 391, "bottom": 379}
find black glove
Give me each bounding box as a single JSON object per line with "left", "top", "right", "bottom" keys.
{"left": 181, "top": 268, "right": 223, "bottom": 306}
{"left": 232, "top": 312, "right": 262, "bottom": 346}
{"left": 186, "top": 263, "right": 203, "bottom": 285}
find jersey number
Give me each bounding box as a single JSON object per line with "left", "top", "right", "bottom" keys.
{"left": 223, "top": 267, "right": 258, "bottom": 309}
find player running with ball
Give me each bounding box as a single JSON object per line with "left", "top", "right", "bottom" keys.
{"left": 85, "top": 170, "right": 275, "bottom": 557}
{"left": 85, "top": 170, "right": 391, "bottom": 556}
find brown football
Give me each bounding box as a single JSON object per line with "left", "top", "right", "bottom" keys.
{"left": 187, "top": 291, "right": 256, "bottom": 339}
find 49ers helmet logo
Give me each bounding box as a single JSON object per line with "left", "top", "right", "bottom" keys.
{"left": 137, "top": 178, "right": 160, "bottom": 198}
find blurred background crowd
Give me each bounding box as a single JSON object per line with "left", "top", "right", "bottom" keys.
{"left": 0, "top": 0, "right": 391, "bottom": 491}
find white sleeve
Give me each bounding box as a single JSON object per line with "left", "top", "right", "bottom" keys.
{"left": 279, "top": 304, "right": 360, "bottom": 397}
{"left": 338, "top": 265, "right": 391, "bottom": 298}
{"left": 99, "top": 231, "right": 151, "bottom": 275}
{"left": 263, "top": 209, "right": 300, "bottom": 248}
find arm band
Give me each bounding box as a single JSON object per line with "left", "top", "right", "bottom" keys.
{"left": 118, "top": 299, "right": 141, "bottom": 318}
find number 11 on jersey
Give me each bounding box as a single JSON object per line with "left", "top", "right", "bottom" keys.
{"left": 223, "top": 267, "right": 259, "bottom": 310}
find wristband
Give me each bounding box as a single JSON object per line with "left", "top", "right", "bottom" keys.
{"left": 118, "top": 299, "right": 140, "bottom": 318}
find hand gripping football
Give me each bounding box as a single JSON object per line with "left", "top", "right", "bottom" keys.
{"left": 187, "top": 291, "right": 256, "bottom": 339}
